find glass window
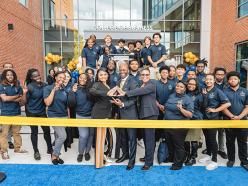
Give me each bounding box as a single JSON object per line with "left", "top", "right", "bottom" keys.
{"left": 131, "top": 0, "right": 143, "bottom": 20}
{"left": 44, "top": 19, "right": 62, "bottom": 41}
{"left": 45, "top": 42, "right": 62, "bottom": 73}
{"left": 61, "top": 19, "right": 78, "bottom": 42}
{"left": 43, "top": 0, "right": 59, "bottom": 20}
{"left": 183, "top": 21, "right": 201, "bottom": 43}
{"left": 184, "top": 0, "right": 201, "bottom": 20}
{"left": 62, "top": 42, "right": 80, "bottom": 65}
{"left": 238, "top": 0, "right": 248, "bottom": 18}
{"left": 59, "top": 0, "right": 78, "bottom": 19}
{"left": 114, "top": 0, "right": 130, "bottom": 20}
{"left": 236, "top": 41, "right": 248, "bottom": 87}
{"left": 96, "top": 0, "right": 113, "bottom": 20}
{"left": 19, "top": 0, "right": 28, "bottom": 7}
{"left": 78, "top": 0, "right": 95, "bottom": 19}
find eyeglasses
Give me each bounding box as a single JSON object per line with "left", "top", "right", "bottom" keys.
{"left": 141, "top": 74, "right": 150, "bottom": 76}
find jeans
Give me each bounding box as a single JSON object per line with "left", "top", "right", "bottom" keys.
{"left": 52, "top": 124, "right": 67, "bottom": 157}
{"left": 77, "top": 114, "right": 94, "bottom": 154}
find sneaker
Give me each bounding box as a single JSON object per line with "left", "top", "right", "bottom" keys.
{"left": 206, "top": 161, "right": 218, "bottom": 170}
{"left": 85, "top": 153, "right": 90, "bottom": 161}
{"left": 199, "top": 155, "right": 211, "bottom": 163}
{"left": 137, "top": 139, "right": 145, "bottom": 148}
{"left": 34, "top": 151, "right": 41, "bottom": 161}
{"left": 77, "top": 154, "right": 83, "bottom": 162}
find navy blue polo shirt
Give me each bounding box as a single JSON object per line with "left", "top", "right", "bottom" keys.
{"left": 75, "top": 86, "right": 93, "bottom": 117}
{"left": 101, "top": 54, "right": 110, "bottom": 68}
{"left": 109, "top": 72, "right": 120, "bottom": 88}
{"left": 148, "top": 43, "right": 167, "bottom": 67}
{"left": 130, "top": 73, "right": 141, "bottom": 86}
{"left": 43, "top": 85, "right": 68, "bottom": 118}
{"left": 140, "top": 46, "right": 151, "bottom": 66}
{"left": 223, "top": 86, "right": 248, "bottom": 119}
{"left": 107, "top": 44, "right": 117, "bottom": 54}
{"left": 26, "top": 82, "right": 46, "bottom": 115}
{"left": 187, "top": 92, "right": 203, "bottom": 120}
{"left": 117, "top": 47, "right": 129, "bottom": 54}
{"left": 202, "top": 86, "right": 229, "bottom": 119}
{"left": 82, "top": 47, "right": 99, "bottom": 69}
{"left": 215, "top": 81, "right": 228, "bottom": 91}
{"left": 93, "top": 43, "right": 103, "bottom": 56}
{"left": 156, "top": 80, "right": 175, "bottom": 105}
{"left": 0, "top": 84, "right": 23, "bottom": 116}
{"left": 197, "top": 72, "right": 206, "bottom": 90}
{"left": 164, "top": 93, "right": 194, "bottom": 120}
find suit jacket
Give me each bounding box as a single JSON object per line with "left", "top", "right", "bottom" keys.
{"left": 117, "top": 76, "right": 139, "bottom": 119}
{"left": 89, "top": 82, "right": 112, "bottom": 119}
{"left": 126, "top": 80, "right": 159, "bottom": 119}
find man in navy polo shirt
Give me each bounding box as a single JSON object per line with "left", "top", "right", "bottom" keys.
{"left": 223, "top": 71, "right": 248, "bottom": 171}
{"left": 82, "top": 38, "right": 100, "bottom": 71}
{"left": 90, "top": 34, "right": 102, "bottom": 56}
{"left": 148, "top": 32, "right": 167, "bottom": 69}
{"left": 196, "top": 59, "right": 207, "bottom": 89}
{"left": 117, "top": 39, "right": 129, "bottom": 54}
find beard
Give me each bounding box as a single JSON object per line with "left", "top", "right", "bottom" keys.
{"left": 229, "top": 82, "right": 239, "bottom": 88}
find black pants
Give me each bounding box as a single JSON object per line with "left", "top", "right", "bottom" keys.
{"left": 143, "top": 115, "right": 157, "bottom": 166}
{"left": 26, "top": 111, "right": 52, "bottom": 153}
{"left": 225, "top": 128, "right": 248, "bottom": 165}
{"left": 166, "top": 129, "right": 188, "bottom": 167}
{"left": 203, "top": 129, "right": 218, "bottom": 162}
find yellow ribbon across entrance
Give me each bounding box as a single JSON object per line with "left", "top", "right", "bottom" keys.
{"left": 0, "top": 116, "right": 247, "bottom": 128}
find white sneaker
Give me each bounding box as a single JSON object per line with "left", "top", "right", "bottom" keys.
{"left": 199, "top": 155, "right": 211, "bottom": 163}
{"left": 137, "top": 139, "right": 145, "bottom": 148}
{"left": 206, "top": 161, "right": 218, "bottom": 170}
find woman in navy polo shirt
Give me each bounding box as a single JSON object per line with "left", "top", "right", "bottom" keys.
{"left": 199, "top": 74, "right": 231, "bottom": 170}
{"left": 164, "top": 81, "right": 194, "bottom": 170}
{"left": 69, "top": 73, "right": 94, "bottom": 162}
{"left": 0, "top": 69, "right": 27, "bottom": 159}
{"left": 185, "top": 78, "right": 204, "bottom": 166}
{"left": 43, "top": 71, "right": 68, "bottom": 165}
{"left": 24, "top": 69, "right": 53, "bottom": 160}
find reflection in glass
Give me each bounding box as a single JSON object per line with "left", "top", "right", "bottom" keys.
{"left": 62, "top": 42, "right": 79, "bottom": 65}
{"left": 131, "top": 0, "right": 143, "bottom": 20}
{"left": 96, "top": 0, "right": 113, "bottom": 19}
{"left": 78, "top": 0, "right": 95, "bottom": 19}
{"left": 114, "top": 0, "right": 130, "bottom": 20}
{"left": 45, "top": 42, "right": 62, "bottom": 73}
{"left": 183, "top": 21, "right": 200, "bottom": 43}
{"left": 44, "top": 19, "right": 62, "bottom": 41}
{"left": 184, "top": 0, "right": 201, "bottom": 20}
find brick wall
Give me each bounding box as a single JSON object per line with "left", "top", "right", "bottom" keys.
{"left": 210, "top": 0, "right": 248, "bottom": 72}
{"left": 0, "top": 0, "right": 43, "bottom": 83}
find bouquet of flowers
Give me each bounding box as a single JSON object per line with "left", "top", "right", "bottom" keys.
{"left": 44, "top": 53, "right": 62, "bottom": 65}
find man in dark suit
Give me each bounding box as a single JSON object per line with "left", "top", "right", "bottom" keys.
{"left": 109, "top": 62, "right": 139, "bottom": 170}
{"left": 0, "top": 172, "right": 6, "bottom": 182}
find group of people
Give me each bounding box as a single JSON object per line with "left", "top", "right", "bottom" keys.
{"left": 0, "top": 32, "right": 247, "bottom": 173}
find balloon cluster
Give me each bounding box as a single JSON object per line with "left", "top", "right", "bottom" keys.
{"left": 71, "top": 70, "right": 80, "bottom": 79}
{"left": 67, "top": 58, "right": 78, "bottom": 71}
{"left": 44, "top": 53, "right": 62, "bottom": 65}
{"left": 184, "top": 52, "right": 199, "bottom": 65}
{"left": 186, "top": 65, "right": 196, "bottom": 73}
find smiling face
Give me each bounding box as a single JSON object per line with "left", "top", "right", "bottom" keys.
{"left": 176, "top": 82, "right": 186, "bottom": 94}
{"left": 228, "top": 76, "right": 240, "bottom": 88}
{"left": 55, "top": 73, "right": 66, "bottom": 86}
{"left": 119, "top": 64, "right": 129, "bottom": 79}
{"left": 187, "top": 79, "right": 197, "bottom": 92}
{"left": 98, "top": 70, "right": 108, "bottom": 83}
{"left": 31, "top": 71, "right": 41, "bottom": 83}
{"left": 205, "top": 74, "right": 215, "bottom": 88}
{"left": 160, "top": 69, "right": 169, "bottom": 80}
{"left": 140, "top": 69, "right": 150, "bottom": 83}
{"left": 78, "top": 74, "right": 87, "bottom": 86}
{"left": 196, "top": 63, "right": 205, "bottom": 73}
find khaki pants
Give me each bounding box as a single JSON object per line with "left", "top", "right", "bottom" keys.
{"left": 0, "top": 125, "right": 22, "bottom": 152}
{"left": 95, "top": 127, "right": 106, "bottom": 168}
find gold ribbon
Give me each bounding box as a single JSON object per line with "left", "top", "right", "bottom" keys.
{"left": 0, "top": 116, "right": 247, "bottom": 128}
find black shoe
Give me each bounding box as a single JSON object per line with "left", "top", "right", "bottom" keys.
{"left": 126, "top": 164, "right": 135, "bottom": 171}
{"left": 170, "top": 164, "right": 182, "bottom": 170}
{"left": 116, "top": 154, "right": 129, "bottom": 163}
{"left": 241, "top": 164, "right": 248, "bottom": 171}
{"left": 139, "top": 157, "right": 145, "bottom": 162}
{"left": 85, "top": 153, "right": 90, "bottom": 161}
{"left": 141, "top": 165, "right": 151, "bottom": 170}
{"left": 185, "top": 158, "right": 196, "bottom": 166}
{"left": 52, "top": 159, "right": 59, "bottom": 165}
{"left": 164, "top": 156, "right": 174, "bottom": 163}
{"left": 58, "top": 158, "right": 64, "bottom": 164}
{"left": 218, "top": 151, "right": 227, "bottom": 159}
{"left": 202, "top": 149, "right": 207, "bottom": 154}
{"left": 226, "top": 161, "right": 235, "bottom": 167}
{"left": 34, "top": 151, "right": 41, "bottom": 161}
{"left": 77, "top": 154, "right": 83, "bottom": 162}
{"left": 8, "top": 142, "right": 14, "bottom": 149}
{"left": 0, "top": 172, "right": 6, "bottom": 183}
